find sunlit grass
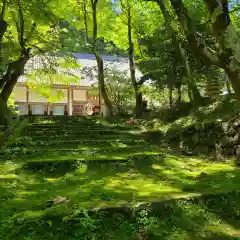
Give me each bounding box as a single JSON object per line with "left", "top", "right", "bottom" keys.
{"left": 1, "top": 152, "right": 239, "bottom": 214}
{"left": 1, "top": 116, "right": 240, "bottom": 239}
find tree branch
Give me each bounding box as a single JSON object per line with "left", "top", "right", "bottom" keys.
{"left": 203, "top": 0, "right": 230, "bottom": 38}
{"left": 169, "top": 0, "right": 221, "bottom": 66}
{"left": 119, "top": 0, "right": 127, "bottom": 15}
{"left": 91, "top": 0, "right": 98, "bottom": 47}
{"left": 16, "top": 5, "right": 25, "bottom": 53}
{"left": 82, "top": 0, "right": 89, "bottom": 43}
{"left": 25, "top": 22, "right": 36, "bottom": 43}
{"left": 0, "top": 0, "right": 6, "bottom": 21}
{"left": 0, "top": 0, "right": 7, "bottom": 43}
{"left": 127, "top": 5, "right": 137, "bottom": 89}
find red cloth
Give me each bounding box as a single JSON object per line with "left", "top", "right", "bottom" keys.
{"left": 92, "top": 105, "right": 100, "bottom": 112}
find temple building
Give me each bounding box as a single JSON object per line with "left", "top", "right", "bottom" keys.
{"left": 12, "top": 53, "right": 131, "bottom": 116}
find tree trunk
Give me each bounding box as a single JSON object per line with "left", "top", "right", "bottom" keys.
{"left": 176, "top": 85, "right": 181, "bottom": 104}
{"left": 187, "top": 84, "right": 193, "bottom": 102}
{"left": 0, "top": 19, "right": 7, "bottom": 44}
{"left": 0, "top": 54, "right": 29, "bottom": 102}
{"left": 157, "top": 0, "right": 202, "bottom": 103}
{"left": 169, "top": 0, "right": 240, "bottom": 98}
{"left": 169, "top": 0, "right": 220, "bottom": 65}
{"left": 0, "top": 2, "right": 7, "bottom": 71}
{"left": 177, "top": 42, "right": 202, "bottom": 102}
{"left": 0, "top": 74, "right": 6, "bottom": 88}
{"left": 203, "top": 0, "right": 240, "bottom": 97}
{"left": 91, "top": 0, "right": 112, "bottom": 116}
{"left": 169, "top": 87, "right": 173, "bottom": 107}
{"left": 0, "top": 1, "right": 7, "bottom": 44}
{"left": 135, "top": 89, "right": 143, "bottom": 117}
{"left": 95, "top": 53, "right": 113, "bottom": 115}
{"left": 188, "top": 79, "right": 202, "bottom": 102}
{"left": 126, "top": 6, "right": 142, "bottom": 118}
{"left": 226, "top": 78, "right": 232, "bottom": 95}
{"left": 224, "top": 65, "right": 240, "bottom": 97}
{"left": 82, "top": 0, "right": 88, "bottom": 43}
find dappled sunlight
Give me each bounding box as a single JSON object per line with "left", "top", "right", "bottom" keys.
{"left": 18, "top": 191, "right": 38, "bottom": 196}
{"left": 110, "top": 142, "right": 128, "bottom": 148}
{"left": 1, "top": 0, "right": 240, "bottom": 235}
{"left": 46, "top": 177, "right": 61, "bottom": 183}
{"left": 1, "top": 116, "right": 240, "bottom": 239}
{"left": 0, "top": 174, "right": 21, "bottom": 181}
{"left": 31, "top": 120, "right": 57, "bottom": 125}
{"left": 0, "top": 161, "right": 22, "bottom": 175}
{"left": 2, "top": 150, "right": 240, "bottom": 212}
{"left": 168, "top": 200, "right": 235, "bottom": 239}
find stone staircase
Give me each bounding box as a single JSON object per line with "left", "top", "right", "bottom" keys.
{"left": 8, "top": 116, "right": 151, "bottom": 163}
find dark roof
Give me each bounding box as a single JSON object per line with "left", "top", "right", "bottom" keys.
{"left": 19, "top": 53, "right": 142, "bottom": 87}
{"left": 71, "top": 53, "right": 128, "bottom": 62}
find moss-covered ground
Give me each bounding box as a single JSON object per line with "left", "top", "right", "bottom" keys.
{"left": 0, "top": 116, "right": 239, "bottom": 239}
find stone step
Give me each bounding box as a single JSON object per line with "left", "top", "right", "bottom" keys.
{"left": 29, "top": 123, "right": 103, "bottom": 128}
{"left": 3, "top": 145, "right": 152, "bottom": 157}
{"left": 27, "top": 124, "right": 138, "bottom": 131}
{"left": 22, "top": 150, "right": 161, "bottom": 162}
{"left": 17, "top": 143, "right": 148, "bottom": 150}
{"left": 24, "top": 133, "right": 142, "bottom": 141}
{"left": 10, "top": 138, "right": 146, "bottom": 147}
{"left": 22, "top": 132, "right": 137, "bottom": 138}
{"left": 23, "top": 128, "right": 131, "bottom": 136}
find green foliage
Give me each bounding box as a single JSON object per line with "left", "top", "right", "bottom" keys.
{"left": 0, "top": 116, "right": 240, "bottom": 239}
{"left": 0, "top": 95, "right": 28, "bottom": 151}
{"left": 22, "top": 55, "right": 81, "bottom": 102}
{"left": 0, "top": 118, "right": 29, "bottom": 149}
{"left": 1, "top": 0, "right": 240, "bottom": 238}
{"left": 7, "top": 92, "right": 18, "bottom": 116}
{"left": 104, "top": 64, "right": 135, "bottom": 115}
{"left": 226, "top": 24, "right": 240, "bottom": 62}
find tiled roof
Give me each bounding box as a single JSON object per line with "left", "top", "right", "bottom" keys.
{"left": 72, "top": 53, "right": 128, "bottom": 62}
{"left": 19, "top": 53, "right": 142, "bottom": 87}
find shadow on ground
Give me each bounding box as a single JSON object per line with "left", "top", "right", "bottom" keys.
{"left": 1, "top": 116, "right": 240, "bottom": 239}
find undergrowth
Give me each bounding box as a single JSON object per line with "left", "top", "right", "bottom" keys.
{"left": 1, "top": 114, "right": 240, "bottom": 239}
{"left": 1, "top": 191, "right": 240, "bottom": 240}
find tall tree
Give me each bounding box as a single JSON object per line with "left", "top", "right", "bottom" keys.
{"left": 0, "top": 1, "right": 7, "bottom": 53}
{"left": 90, "top": 0, "right": 113, "bottom": 115}
{"left": 149, "top": 0, "right": 202, "bottom": 102}
{"left": 168, "top": 0, "right": 240, "bottom": 97}
{"left": 119, "top": 1, "right": 143, "bottom": 117}
{"left": 108, "top": 0, "right": 160, "bottom": 116}
{"left": 0, "top": 0, "right": 67, "bottom": 103}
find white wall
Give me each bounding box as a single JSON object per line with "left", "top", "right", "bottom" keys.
{"left": 28, "top": 88, "right": 68, "bottom": 103}
{"left": 13, "top": 87, "right": 26, "bottom": 102}
{"left": 13, "top": 86, "right": 88, "bottom": 104}
{"left": 29, "top": 89, "right": 47, "bottom": 103}
{"left": 73, "top": 89, "right": 86, "bottom": 101}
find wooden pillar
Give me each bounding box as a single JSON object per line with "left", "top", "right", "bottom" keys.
{"left": 68, "top": 86, "right": 73, "bottom": 116}
{"left": 26, "top": 86, "right": 30, "bottom": 115}
{"left": 84, "top": 88, "right": 88, "bottom": 115}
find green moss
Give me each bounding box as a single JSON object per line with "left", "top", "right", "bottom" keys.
{"left": 1, "top": 116, "right": 240, "bottom": 239}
